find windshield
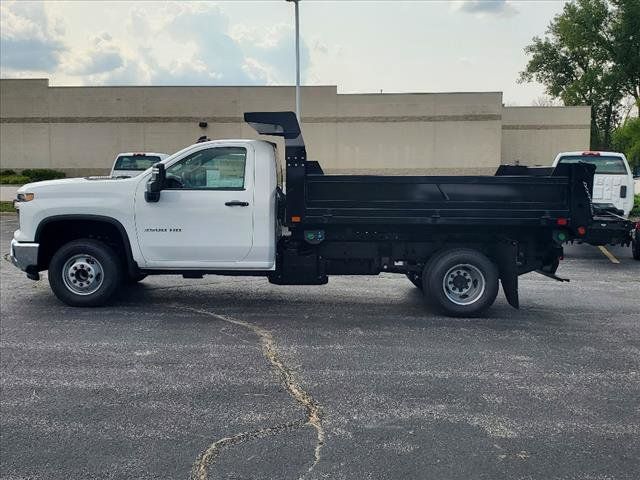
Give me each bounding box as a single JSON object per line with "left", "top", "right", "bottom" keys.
{"left": 557, "top": 155, "right": 628, "bottom": 175}
{"left": 113, "top": 155, "right": 162, "bottom": 171}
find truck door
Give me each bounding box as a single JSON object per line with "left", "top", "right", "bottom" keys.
{"left": 134, "top": 144, "right": 254, "bottom": 267}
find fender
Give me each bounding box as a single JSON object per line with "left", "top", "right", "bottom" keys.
{"left": 34, "top": 214, "right": 139, "bottom": 277}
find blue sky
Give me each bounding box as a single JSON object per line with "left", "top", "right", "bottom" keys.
{"left": 0, "top": 0, "right": 568, "bottom": 104}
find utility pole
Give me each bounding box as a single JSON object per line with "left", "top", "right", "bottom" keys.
{"left": 287, "top": 0, "right": 301, "bottom": 121}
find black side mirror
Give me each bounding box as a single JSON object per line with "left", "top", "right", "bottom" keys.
{"left": 145, "top": 163, "right": 166, "bottom": 203}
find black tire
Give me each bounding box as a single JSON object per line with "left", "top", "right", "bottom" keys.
{"left": 406, "top": 272, "right": 423, "bottom": 290}
{"left": 633, "top": 238, "right": 640, "bottom": 261}
{"left": 48, "top": 239, "right": 122, "bottom": 307}
{"left": 423, "top": 248, "right": 499, "bottom": 317}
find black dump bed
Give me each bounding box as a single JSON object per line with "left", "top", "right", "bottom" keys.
{"left": 302, "top": 171, "right": 589, "bottom": 227}
{"left": 245, "top": 111, "right": 598, "bottom": 237}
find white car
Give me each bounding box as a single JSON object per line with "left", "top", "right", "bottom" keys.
{"left": 110, "top": 152, "right": 169, "bottom": 177}
{"left": 553, "top": 151, "right": 635, "bottom": 217}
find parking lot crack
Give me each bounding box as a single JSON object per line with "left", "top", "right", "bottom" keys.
{"left": 177, "top": 305, "right": 325, "bottom": 480}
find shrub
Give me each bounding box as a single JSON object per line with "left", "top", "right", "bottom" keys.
{"left": 632, "top": 195, "right": 640, "bottom": 217}
{"left": 0, "top": 169, "right": 16, "bottom": 176}
{"left": 613, "top": 118, "right": 640, "bottom": 171}
{"left": 20, "top": 169, "right": 66, "bottom": 182}
{"left": 0, "top": 201, "right": 16, "bottom": 212}
{"left": 0, "top": 174, "right": 30, "bottom": 185}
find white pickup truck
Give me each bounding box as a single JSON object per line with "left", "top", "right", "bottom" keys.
{"left": 110, "top": 152, "right": 169, "bottom": 177}
{"left": 553, "top": 151, "right": 635, "bottom": 217}
{"left": 9, "top": 111, "right": 634, "bottom": 317}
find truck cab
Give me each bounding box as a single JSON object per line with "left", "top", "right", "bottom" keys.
{"left": 12, "top": 138, "right": 280, "bottom": 272}
{"left": 133, "top": 140, "right": 279, "bottom": 270}
{"left": 553, "top": 151, "right": 635, "bottom": 216}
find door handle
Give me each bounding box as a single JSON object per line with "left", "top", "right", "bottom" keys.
{"left": 225, "top": 201, "right": 249, "bottom": 207}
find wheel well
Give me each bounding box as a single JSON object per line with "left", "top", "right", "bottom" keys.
{"left": 35, "top": 217, "right": 136, "bottom": 274}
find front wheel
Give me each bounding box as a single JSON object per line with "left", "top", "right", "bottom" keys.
{"left": 424, "top": 248, "right": 499, "bottom": 317}
{"left": 633, "top": 237, "right": 640, "bottom": 260}
{"left": 48, "top": 239, "right": 122, "bottom": 307}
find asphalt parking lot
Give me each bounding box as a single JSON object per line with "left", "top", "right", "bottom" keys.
{"left": 1, "top": 215, "right": 638, "bottom": 480}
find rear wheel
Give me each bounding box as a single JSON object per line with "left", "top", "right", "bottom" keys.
{"left": 424, "top": 248, "right": 499, "bottom": 317}
{"left": 48, "top": 239, "right": 122, "bottom": 307}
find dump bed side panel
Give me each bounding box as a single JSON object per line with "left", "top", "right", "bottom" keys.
{"left": 302, "top": 175, "right": 572, "bottom": 226}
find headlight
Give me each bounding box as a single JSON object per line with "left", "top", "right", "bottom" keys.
{"left": 16, "top": 193, "right": 35, "bottom": 202}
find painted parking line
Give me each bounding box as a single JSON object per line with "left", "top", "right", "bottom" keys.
{"left": 598, "top": 246, "right": 620, "bottom": 264}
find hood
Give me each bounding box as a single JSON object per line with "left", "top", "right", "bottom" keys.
{"left": 17, "top": 175, "right": 141, "bottom": 201}
{"left": 18, "top": 176, "right": 136, "bottom": 193}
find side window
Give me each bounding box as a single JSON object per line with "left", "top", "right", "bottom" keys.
{"left": 166, "top": 147, "right": 247, "bottom": 189}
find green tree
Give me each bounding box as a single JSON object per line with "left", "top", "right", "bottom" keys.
{"left": 613, "top": 117, "right": 640, "bottom": 170}
{"left": 519, "top": 0, "right": 639, "bottom": 150}
{"left": 609, "top": 0, "right": 640, "bottom": 107}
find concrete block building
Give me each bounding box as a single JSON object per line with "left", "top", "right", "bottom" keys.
{"left": 0, "top": 78, "right": 591, "bottom": 176}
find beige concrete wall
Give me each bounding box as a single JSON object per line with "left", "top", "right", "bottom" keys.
{"left": 1, "top": 79, "right": 590, "bottom": 177}
{"left": 501, "top": 106, "right": 591, "bottom": 166}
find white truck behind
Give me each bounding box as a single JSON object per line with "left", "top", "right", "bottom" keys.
{"left": 111, "top": 152, "right": 169, "bottom": 178}
{"left": 553, "top": 151, "right": 635, "bottom": 217}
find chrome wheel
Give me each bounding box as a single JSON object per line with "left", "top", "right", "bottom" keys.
{"left": 442, "top": 263, "right": 485, "bottom": 306}
{"left": 62, "top": 254, "right": 104, "bottom": 295}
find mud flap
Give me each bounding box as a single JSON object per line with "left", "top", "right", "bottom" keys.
{"left": 495, "top": 241, "right": 519, "bottom": 309}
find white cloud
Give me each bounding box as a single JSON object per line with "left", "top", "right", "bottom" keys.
{"left": 458, "top": 56, "right": 478, "bottom": 66}
{"left": 312, "top": 39, "right": 329, "bottom": 56}
{"left": 454, "top": 1, "right": 519, "bottom": 17}
{"left": 0, "top": 0, "right": 67, "bottom": 72}
{"left": 241, "top": 57, "right": 277, "bottom": 85}
{"left": 0, "top": 0, "right": 563, "bottom": 105}
{"left": 231, "top": 23, "right": 309, "bottom": 84}
{"left": 1, "top": 1, "right": 312, "bottom": 87}
{"left": 155, "top": 3, "right": 252, "bottom": 84}
{"left": 62, "top": 33, "right": 124, "bottom": 75}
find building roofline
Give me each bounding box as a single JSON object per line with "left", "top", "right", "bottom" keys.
{"left": 503, "top": 105, "right": 590, "bottom": 109}
{"left": 1, "top": 78, "right": 503, "bottom": 96}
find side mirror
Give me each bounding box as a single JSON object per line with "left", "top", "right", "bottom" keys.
{"left": 145, "top": 163, "right": 166, "bottom": 203}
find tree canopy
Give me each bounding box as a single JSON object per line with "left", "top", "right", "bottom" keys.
{"left": 519, "top": 0, "right": 639, "bottom": 150}
{"left": 613, "top": 116, "right": 640, "bottom": 169}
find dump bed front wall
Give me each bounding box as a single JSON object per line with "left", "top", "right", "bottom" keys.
{"left": 303, "top": 174, "right": 572, "bottom": 225}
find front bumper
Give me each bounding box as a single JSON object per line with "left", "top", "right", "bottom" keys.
{"left": 10, "top": 238, "right": 40, "bottom": 275}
